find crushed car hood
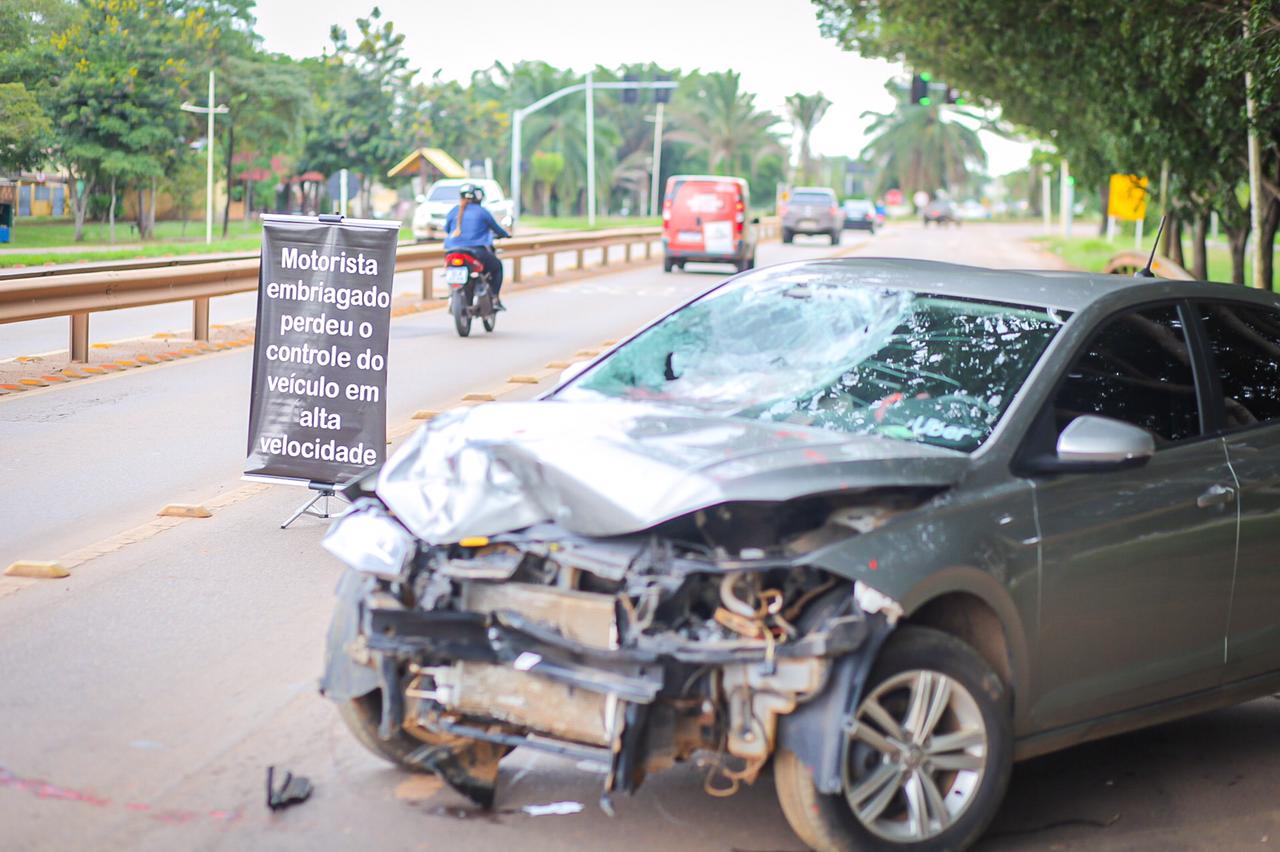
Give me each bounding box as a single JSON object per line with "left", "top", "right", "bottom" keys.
{"left": 377, "top": 400, "right": 969, "bottom": 542}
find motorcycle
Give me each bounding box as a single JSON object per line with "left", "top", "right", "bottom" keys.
{"left": 443, "top": 248, "right": 498, "bottom": 337}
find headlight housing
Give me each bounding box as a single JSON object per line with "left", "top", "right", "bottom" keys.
{"left": 322, "top": 501, "right": 415, "bottom": 581}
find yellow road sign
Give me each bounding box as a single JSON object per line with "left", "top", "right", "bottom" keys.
{"left": 1108, "top": 174, "right": 1148, "bottom": 221}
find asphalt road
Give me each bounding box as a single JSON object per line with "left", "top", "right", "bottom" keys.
{"left": 6, "top": 223, "right": 1277, "bottom": 852}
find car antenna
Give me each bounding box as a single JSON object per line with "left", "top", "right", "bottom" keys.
{"left": 1134, "top": 215, "right": 1168, "bottom": 279}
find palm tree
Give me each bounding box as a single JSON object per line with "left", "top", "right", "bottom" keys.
{"left": 861, "top": 80, "right": 987, "bottom": 200}
{"left": 785, "top": 92, "right": 831, "bottom": 184}
{"left": 667, "top": 71, "right": 783, "bottom": 179}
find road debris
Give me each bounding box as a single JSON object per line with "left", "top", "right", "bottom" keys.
{"left": 266, "top": 766, "right": 313, "bottom": 812}
{"left": 521, "top": 801, "right": 584, "bottom": 817}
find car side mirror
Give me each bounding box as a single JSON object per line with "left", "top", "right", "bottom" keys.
{"left": 1056, "top": 415, "right": 1155, "bottom": 464}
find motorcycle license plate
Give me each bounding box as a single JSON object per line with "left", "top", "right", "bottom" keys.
{"left": 444, "top": 267, "right": 469, "bottom": 285}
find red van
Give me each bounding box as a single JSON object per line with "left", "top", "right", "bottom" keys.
{"left": 661, "top": 175, "right": 757, "bottom": 273}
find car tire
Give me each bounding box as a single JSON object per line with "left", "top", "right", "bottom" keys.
{"left": 774, "top": 626, "right": 1012, "bottom": 852}
{"left": 663, "top": 256, "right": 675, "bottom": 273}
{"left": 782, "top": 229, "right": 794, "bottom": 244}
{"left": 337, "top": 690, "right": 435, "bottom": 772}
{"left": 830, "top": 230, "right": 840, "bottom": 245}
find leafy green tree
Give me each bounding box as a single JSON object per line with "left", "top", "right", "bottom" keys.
{"left": 667, "top": 71, "right": 783, "bottom": 180}
{"left": 530, "top": 150, "right": 565, "bottom": 214}
{"left": 860, "top": 80, "right": 985, "bottom": 199}
{"left": 47, "top": 0, "right": 217, "bottom": 239}
{"left": 301, "top": 7, "right": 414, "bottom": 215}
{"left": 785, "top": 92, "right": 832, "bottom": 184}
{"left": 0, "top": 83, "right": 53, "bottom": 173}
{"left": 218, "top": 53, "right": 311, "bottom": 232}
{"left": 813, "top": 0, "right": 1278, "bottom": 284}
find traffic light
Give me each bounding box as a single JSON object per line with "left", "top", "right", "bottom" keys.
{"left": 622, "top": 73, "right": 638, "bottom": 104}
{"left": 654, "top": 75, "right": 671, "bottom": 104}
{"left": 910, "top": 74, "right": 929, "bottom": 105}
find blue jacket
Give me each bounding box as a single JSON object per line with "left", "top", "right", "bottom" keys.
{"left": 443, "top": 203, "right": 510, "bottom": 249}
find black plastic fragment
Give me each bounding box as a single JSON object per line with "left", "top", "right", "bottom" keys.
{"left": 266, "top": 766, "right": 314, "bottom": 811}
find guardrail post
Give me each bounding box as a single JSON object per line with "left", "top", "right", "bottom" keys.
{"left": 512, "top": 256, "right": 523, "bottom": 283}
{"left": 645, "top": 240, "right": 653, "bottom": 260}
{"left": 422, "top": 268, "right": 434, "bottom": 300}
{"left": 69, "top": 313, "right": 89, "bottom": 363}
{"left": 546, "top": 251, "right": 556, "bottom": 277}
{"left": 601, "top": 244, "right": 611, "bottom": 267}
{"left": 192, "top": 297, "right": 210, "bottom": 342}
{"left": 624, "top": 242, "right": 632, "bottom": 263}
{"left": 576, "top": 248, "right": 585, "bottom": 270}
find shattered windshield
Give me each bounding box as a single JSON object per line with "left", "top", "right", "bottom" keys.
{"left": 558, "top": 271, "right": 1065, "bottom": 452}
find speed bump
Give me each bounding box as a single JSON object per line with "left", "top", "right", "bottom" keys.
{"left": 462, "top": 392, "right": 496, "bottom": 402}
{"left": 5, "top": 561, "right": 70, "bottom": 579}
{"left": 411, "top": 410, "right": 438, "bottom": 420}
{"left": 546, "top": 360, "right": 572, "bottom": 369}
{"left": 157, "top": 504, "right": 212, "bottom": 519}
{"left": 507, "top": 375, "right": 540, "bottom": 384}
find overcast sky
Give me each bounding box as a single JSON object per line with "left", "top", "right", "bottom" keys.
{"left": 252, "top": 0, "right": 1033, "bottom": 176}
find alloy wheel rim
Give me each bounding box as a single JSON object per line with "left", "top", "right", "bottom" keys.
{"left": 842, "top": 669, "right": 988, "bottom": 843}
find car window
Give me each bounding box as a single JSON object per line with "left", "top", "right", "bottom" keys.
{"left": 428, "top": 185, "right": 460, "bottom": 202}
{"left": 791, "top": 192, "right": 833, "bottom": 205}
{"left": 558, "top": 269, "right": 1065, "bottom": 452}
{"left": 1053, "top": 304, "right": 1200, "bottom": 444}
{"left": 1197, "top": 301, "right": 1280, "bottom": 430}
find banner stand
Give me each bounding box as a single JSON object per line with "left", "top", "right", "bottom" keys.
{"left": 280, "top": 481, "right": 347, "bottom": 529}
{"left": 244, "top": 212, "right": 398, "bottom": 527}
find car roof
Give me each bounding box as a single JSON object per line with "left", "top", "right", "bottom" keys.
{"left": 756, "top": 258, "right": 1280, "bottom": 314}
{"left": 430, "top": 178, "right": 500, "bottom": 188}
{"left": 670, "top": 175, "right": 746, "bottom": 185}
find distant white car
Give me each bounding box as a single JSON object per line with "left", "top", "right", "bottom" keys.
{"left": 412, "top": 178, "right": 515, "bottom": 241}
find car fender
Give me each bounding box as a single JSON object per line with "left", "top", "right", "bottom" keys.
{"left": 899, "top": 564, "right": 1033, "bottom": 721}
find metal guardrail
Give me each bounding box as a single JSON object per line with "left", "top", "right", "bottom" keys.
{"left": 1102, "top": 251, "right": 1195, "bottom": 280}
{"left": 0, "top": 219, "right": 780, "bottom": 362}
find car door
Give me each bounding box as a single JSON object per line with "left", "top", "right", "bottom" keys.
{"left": 1195, "top": 299, "right": 1280, "bottom": 683}
{"left": 1029, "top": 302, "right": 1237, "bottom": 730}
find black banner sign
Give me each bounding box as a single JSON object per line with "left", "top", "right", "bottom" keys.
{"left": 244, "top": 214, "right": 400, "bottom": 485}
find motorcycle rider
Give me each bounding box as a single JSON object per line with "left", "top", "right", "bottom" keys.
{"left": 443, "top": 183, "right": 511, "bottom": 310}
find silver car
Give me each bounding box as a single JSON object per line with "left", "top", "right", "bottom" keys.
{"left": 322, "top": 259, "right": 1280, "bottom": 850}
{"left": 783, "top": 186, "right": 842, "bottom": 244}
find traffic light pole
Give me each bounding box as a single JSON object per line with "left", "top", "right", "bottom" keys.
{"left": 510, "top": 78, "right": 676, "bottom": 226}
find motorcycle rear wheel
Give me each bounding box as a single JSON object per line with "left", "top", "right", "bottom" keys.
{"left": 451, "top": 293, "right": 472, "bottom": 337}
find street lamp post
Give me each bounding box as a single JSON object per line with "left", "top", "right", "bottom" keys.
{"left": 180, "top": 70, "right": 229, "bottom": 245}
{"left": 647, "top": 101, "right": 665, "bottom": 218}
{"left": 510, "top": 78, "right": 676, "bottom": 226}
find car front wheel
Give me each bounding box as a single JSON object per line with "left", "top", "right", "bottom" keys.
{"left": 774, "top": 627, "right": 1012, "bottom": 852}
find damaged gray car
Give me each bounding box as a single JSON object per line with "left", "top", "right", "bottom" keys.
{"left": 321, "top": 259, "right": 1280, "bottom": 850}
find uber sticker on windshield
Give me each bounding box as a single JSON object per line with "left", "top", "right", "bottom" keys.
{"left": 905, "top": 415, "right": 978, "bottom": 444}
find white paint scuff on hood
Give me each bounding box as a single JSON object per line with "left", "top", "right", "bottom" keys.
{"left": 377, "top": 400, "right": 969, "bottom": 544}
